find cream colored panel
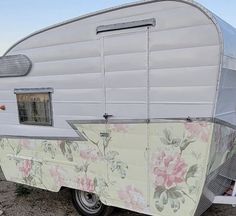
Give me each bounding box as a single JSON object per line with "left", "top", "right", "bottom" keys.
{"left": 105, "top": 70, "right": 147, "bottom": 88}
{"left": 150, "top": 86, "right": 216, "bottom": 103}
{"left": 150, "top": 66, "right": 218, "bottom": 87}
{"left": 106, "top": 104, "right": 147, "bottom": 119}
{"left": 0, "top": 102, "right": 18, "bottom": 114}
{"left": 9, "top": 1, "right": 186, "bottom": 51}
{"left": 150, "top": 45, "right": 220, "bottom": 69}
{"left": 105, "top": 52, "right": 147, "bottom": 72}
{"left": 0, "top": 113, "right": 18, "bottom": 124}
{"left": 104, "top": 30, "right": 147, "bottom": 119}
{"left": 104, "top": 32, "right": 147, "bottom": 55}
{"left": 150, "top": 24, "right": 219, "bottom": 51}
{"left": 149, "top": 122, "right": 212, "bottom": 215}
{"left": 150, "top": 104, "right": 213, "bottom": 118}
{"left": 151, "top": 5, "right": 211, "bottom": 31}
{"left": 0, "top": 74, "right": 103, "bottom": 90}
{"left": 53, "top": 89, "right": 104, "bottom": 102}
{"left": 32, "top": 57, "right": 101, "bottom": 76}
{"left": 11, "top": 40, "right": 101, "bottom": 63}
{"left": 53, "top": 103, "right": 104, "bottom": 117}
{"left": 106, "top": 88, "right": 147, "bottom": 103}
{"left": 106, "top": 124, "right": 148, "bottom": 213}
{"left": 11, "top": 18, "right": 98, "bottom": 51}
{"left": 99, "top": 4, "right": 210, "bottom": 33}
{"left": 0, "top": 90, "right": 16, "bottom": 101}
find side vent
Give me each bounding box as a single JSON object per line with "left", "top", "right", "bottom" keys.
{"left": 0, "top": 54, "right": 32, "bottom": 77}
{"left": 97, "top": 18, "right": 156, "bottom": 34}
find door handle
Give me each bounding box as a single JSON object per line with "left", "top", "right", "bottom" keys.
{"left": 103, "top": 113, "right": 113, "bottom": 120}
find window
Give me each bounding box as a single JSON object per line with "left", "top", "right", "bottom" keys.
{"left": 15, "top": 88, "right": 53, "bottom": 126}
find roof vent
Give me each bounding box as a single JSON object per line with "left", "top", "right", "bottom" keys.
{"left": 97, "top": 18, "right": 156, "bottom": 34}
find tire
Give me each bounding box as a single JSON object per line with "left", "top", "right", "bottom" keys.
{"left": 72, "top": 189, "right": 114, "bottom": 216}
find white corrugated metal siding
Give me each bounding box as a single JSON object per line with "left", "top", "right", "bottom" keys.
{"left": 0, "top": 0, "right": 221, "bottom": 137}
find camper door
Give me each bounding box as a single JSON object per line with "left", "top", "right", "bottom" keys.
{"left": 100, "top": 26, "right": 150, "bottom": 208}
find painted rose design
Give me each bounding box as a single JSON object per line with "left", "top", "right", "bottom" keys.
{"left": 77, "top": 177, "right": 95, "bottom": 192}
{"left": 118, "top": 185, "right": 147, "bottom": 211}
{"left": 19, "top": 159, "right": 32, "bottom": 177}
{"left": 153, "top": 128, "right": 199, "bottom": 213}
{"left": 152, "top": 151, "right": 187, "bottom": 189}
{"left": 50, "top": 165, "right": 66, "bottom": 187}
{"left": 185, "top": 122, "right": 211, "bottom": 142}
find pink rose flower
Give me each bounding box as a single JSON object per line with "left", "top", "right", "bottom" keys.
{"left": 19, "top": 160, "right": 32, "bottom": 177}
{"left": 152, "top": 151, "right": 187, "bottom": 189}
{"left": 77, "top": 177, "right": 95, "bottom": 192}
{"left": 49, "top": 166, "right": 66, "bottom": 187}
{"left": 80, "top": 148, "right": 100, "bottom": 162}
{"left": 118, "top": 185, "right": 146, "bottom": 211}
{"left": 185, "top": 122, "right": 211, "bottom": 142}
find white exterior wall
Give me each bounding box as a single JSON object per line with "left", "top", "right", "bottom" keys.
{"left": 0, "top": 0, "right": 220, "bottom": 137}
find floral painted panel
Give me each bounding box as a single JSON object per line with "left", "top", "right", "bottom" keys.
{"left": 106, "top": 123, "right": 149, "bottom": 214}
{"left": 0, "top": 123, "right": 147, "bottom": 211}
{"left": 0, "top": 122, "right": 214, "bottom": 216}
{"left": 149, "top": 122, "right": 213, "bottom": 216}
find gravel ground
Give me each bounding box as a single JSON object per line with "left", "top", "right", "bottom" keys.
{"left": 0, "top": 169, "right": 235, "bottom": 216}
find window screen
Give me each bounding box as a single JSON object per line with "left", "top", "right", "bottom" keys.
{"left": 16, "top": 93, "right": 52, "bottom": 126}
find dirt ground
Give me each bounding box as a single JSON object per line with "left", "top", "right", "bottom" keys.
{"left": 0, "top": 170, "right": 235, "bottom": 216}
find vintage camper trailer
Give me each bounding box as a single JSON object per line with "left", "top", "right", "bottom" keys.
{"left": 1, "top": 0, "right": 236, "bottom": 215}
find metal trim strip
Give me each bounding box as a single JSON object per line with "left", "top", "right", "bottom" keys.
{"left": 14, "top": 87, "right": 54, "bottom": 94}
{"left": 1, "top": 117, "right": 236, "bottom": 141}
{"left": 0, "top": 135, "right": 82, "bottom": 141}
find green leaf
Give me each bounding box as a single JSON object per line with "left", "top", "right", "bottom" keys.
{"left": 154, "top": 186, "right": 166, "bottom": 199}
{"left": 180, "top": 138, "right": 195, "bottom": 152}
{"left": 155, "top": 200, "right": 164, "bottom": 212}
{"left": 16, "top": 145, "right": 22, "bottom": 155}
{"left": 186, "top": 164, "right": 198, "bottom": 180}
{"left": 60, "top": 141, "right": 73, "bottom": 161}
{"left": 160, "top": 129, "right": 173, "bottom": 145}
{"left": 160, "top": 138, "right": 170, "bottom": 145}
{"left": 168, "top": 187, "right": 183, "bottom": 203}
{"left": 106, "top": 151, "right": 119, "bottom": 161}
{"left": 160, "top": 191, "right": 168, "bottom": 205}
{"left": 173, "top": 199, "right": 180, "bottom": 212}
{"left": 161, "top": 129, "right": 182, "bottom": 147}
{"left": 110, "top": 160, "right": 128, "bottom": 179}
{"left": 74, "top": 165, "right": 84, "bottom": 173}
{"left": 170, "top": 198, "right": 175, "bottom": 209}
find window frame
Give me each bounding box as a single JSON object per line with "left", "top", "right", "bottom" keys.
{"left": 14, "top": 88, "right": 53, "bottom": 127}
